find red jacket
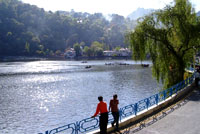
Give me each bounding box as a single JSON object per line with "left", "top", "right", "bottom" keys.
{"left": 93, "top": 101, "right": 108, "bottom": 117}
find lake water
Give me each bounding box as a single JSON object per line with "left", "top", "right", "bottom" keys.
{"left": 0, "top": 60, "right": 162, "bottom": 134}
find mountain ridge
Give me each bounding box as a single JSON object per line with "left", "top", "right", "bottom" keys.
{"left": 197, "top": 11, "right": 200, "bottom": 16}
{"left": 127, "top": 8, "right": 155, "bottom": 20}
{"left": 127, "top": 8, "right": 200, "bottom": 20}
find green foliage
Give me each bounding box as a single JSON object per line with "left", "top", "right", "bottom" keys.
{"left": 115, "top": 46, "right": 121, "bottom": 51}
{"left": 73, "top": 43, "right": 82, "bottom": 57}
{"left": 55, "top": 50, "right": 62, "bottom": 56}
{"left": 96, "top": 48, "right": 103, "bottom": 57}
{"left": 0, "top": 0, "right": 136, "bottom": 56}
{"left": 36, "top": 45, "right": 45, "bottom": 56}
{"left": 7, "top": 32, "right": 12, "bottom": 36}
{"left": 91, "top": 41, "right": 104, "bottom": 56}
{"left": 25, "top": 42, "right": 30, "bottom": 53}
{"left": 128, "top": 0, "right": 200, "bottom": 88}
{"left": 83, "top": 46, "right": 92, "bottom": 57}
{"left": 36, "top": 50, "right": 45, "bottom": 56}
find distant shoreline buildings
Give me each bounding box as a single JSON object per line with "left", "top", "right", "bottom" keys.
{"left": 64, "top": 48, "right": 132, "bottom": 59}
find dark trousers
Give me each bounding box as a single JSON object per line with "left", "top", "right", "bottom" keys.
{"left": 99, "top": 112, "right": 108, "bottom": 134}
{"left": 112, "top": 112, "right": 119, "bottom": 129}
{"left": 195, "top": 78, "right": 199, "bottom": 87}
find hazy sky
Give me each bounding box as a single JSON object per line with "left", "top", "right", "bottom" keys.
{"left": 21, "top": 0, "right": 200, "bottom": 17}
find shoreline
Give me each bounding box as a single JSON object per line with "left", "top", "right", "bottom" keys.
{"left": 0, "top": 56, "right": 133, "bottom": 62}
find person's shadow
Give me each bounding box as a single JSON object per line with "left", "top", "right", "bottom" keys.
{"left": 187, "top": 89, "right": 200, "bottom": 101}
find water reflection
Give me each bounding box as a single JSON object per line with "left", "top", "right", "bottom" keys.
{"left": 0, "top": 60, "right": 161, "bottom": 134}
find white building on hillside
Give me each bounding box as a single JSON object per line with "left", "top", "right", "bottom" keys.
{"left": 64, "top": 48, "right": 76, "bottom": 58}
{"left": 103, "top": 50, "right": 117, "bottom": 56}
{"left": 118, "top": 48, "right": 132, "bottom": 56}
{"left": 103, "top": 48, "right": 132, "bottom": 57}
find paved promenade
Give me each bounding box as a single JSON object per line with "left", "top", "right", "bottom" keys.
{"left": 111, "top": 88, "right": 200, "bottom": 134}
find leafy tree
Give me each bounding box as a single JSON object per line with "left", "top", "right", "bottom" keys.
{"left": 55, "top": 50, "right": 62, "bottom": 56}
{"left": 36, "top": 45, "right": 45, "bottom": 56}
{"left": 83, "top": 46, "right": 92, "bottom": 57}
{"left": 25, "top": 42, "right": 30, "bottom": 53}
{"left": 91, "top": 41, "right": 104, "bottom": 56}
{"left": 0, "top": 0, "right": 136, "bottom": 56}
{"left": 115, "top": 46, "right": 121, "bottom": 51}
{"left": 128, "top": 0, "right": 200, "bottom": 88}
{"left": 96, "top": 47, "right": 103, "bottom": 57}
{"left": 73, "top": 43, "right": 82, "bottom": 57}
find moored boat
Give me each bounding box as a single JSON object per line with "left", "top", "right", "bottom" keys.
{"left": 141, "top": 64, "right": 149, "bottom": 67}
{"left": 85, "top": 65, "right": 91, "bottom": 69}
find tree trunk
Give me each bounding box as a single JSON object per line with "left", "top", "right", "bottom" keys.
{"left": 167, "top": 57, "right": 185, "bottom": 88}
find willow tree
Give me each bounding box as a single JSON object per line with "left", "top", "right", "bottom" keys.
{"left": 128, "top": 0, "right": 200, "bottom": 88}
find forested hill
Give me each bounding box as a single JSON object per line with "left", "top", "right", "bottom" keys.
{"left": 0, "top": 0, "right": 136, "bottom": 56}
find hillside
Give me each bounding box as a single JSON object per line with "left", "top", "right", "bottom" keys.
{"left": 0, "top": 0, "right": 136, "bottom": 56}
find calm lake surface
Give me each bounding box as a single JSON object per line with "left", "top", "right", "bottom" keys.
{"left": 0, "top": 60, "right": 162, "bottom": 134}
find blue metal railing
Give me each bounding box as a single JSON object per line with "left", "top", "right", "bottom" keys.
{"left": 39, "top": 75, "right": 194, "bottom": 134}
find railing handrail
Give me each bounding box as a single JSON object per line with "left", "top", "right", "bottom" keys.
{"left": 39, "top": 75, "right": 194, "bottom": 134}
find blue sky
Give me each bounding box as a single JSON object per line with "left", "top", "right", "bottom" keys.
{"left": 21, "top": 0, "right": 200, "bottom": 17}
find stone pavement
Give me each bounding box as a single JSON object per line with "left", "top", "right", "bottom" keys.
{"left": 110, "top": 88, "right": 200, "bottom": 134}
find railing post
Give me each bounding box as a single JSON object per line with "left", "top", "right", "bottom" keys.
{"left": 134, "top": 103, "right": 138, "bottom": 115}
{"left": 146, "top": 98, "right": 150, "bottom": 109}
{"left": 184, "top": 80, "right": 187, "bottom": 87}
{"left": 75, "top": 121, "right": 80, "bottom": 134}
{"left": 38, "top": 131, "right": 48, "bottom": 134}
{"left": 186, "top": 78, "right": 189, "bottom": 86}
{"left": 164, "top": 90, "right": 166, "bottom": 100}
{"left": 170, "top": 88, "right": 173, "bottom": 97}
{"left": 119, "top": 108, "right": 122, "bottom": 122}
{"left": 176, "top": 84, "right": 179, "bottom": 93}
{"left": 156, "top": 94, "right": 159, "bottom": 105}
{"left": 183, "top": 80, "right": 185, "bottom": 88}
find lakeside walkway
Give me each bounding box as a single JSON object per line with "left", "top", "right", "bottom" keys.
{"left": 111, "top": 88, "right": 200, "bottom": 134}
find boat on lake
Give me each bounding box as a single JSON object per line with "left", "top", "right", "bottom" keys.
{"left": 119, "top": 63, "right": 129, "bottom": 65}
{"left": 85, "top": 65, "right": 91, "bottom": 69}
{"left": 81, "top": 61, "right": 87, "bottom": 63}
{"left": 141, "top": 64, "right": 149, "bottom": 67}
{"left": 105, "top": 63, "right": 114, "bottom": 65}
